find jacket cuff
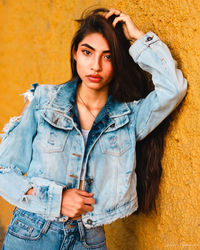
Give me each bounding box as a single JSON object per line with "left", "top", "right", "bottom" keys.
{"left": 47, "top": 182, "right": 63, "bottom": 218}
{"left": 30, "top": 177, "right": 64, "bottom": 218}
{"left": 129, "top": 31, "right": 160, "bottom": 61}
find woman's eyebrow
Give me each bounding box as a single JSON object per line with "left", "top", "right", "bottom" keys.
{"left": 81, "top": 43, "right": 110, "bottom": 53}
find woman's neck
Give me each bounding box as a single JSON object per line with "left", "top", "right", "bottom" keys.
{"left": 76, "top": 83, "right": 108, "bottom": 130}
{"left": 76, "top": 84, "right": 108, "bottom": 110}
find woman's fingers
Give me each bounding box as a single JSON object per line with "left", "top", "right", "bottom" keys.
{"left": 104, "top": 8, "right": 121, "bottom": 19}
{"left": 69, "top": 204, "right": 94, "bottom": 218}
{"left": 76, "top": 189, "right": 94, "bottom": 197}
{"left": 112, "top": 14, "right": 129, "bottom": 27}
{"left": 112, "top": 14, "right": 144, "bottom": 40}
{"left": 104, "top": 8, "right": 144, "bottom": 41}
{"left": 82, "top": 204, "right": 94, "bottom": 212}
{"left": 61, "top": 188, "right": 95, "bottom": 217}
{"left": 82, "top": 196, "right": 96, "bottom": 205}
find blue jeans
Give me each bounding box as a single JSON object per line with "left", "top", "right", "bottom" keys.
{"left": 2, "top": 209, "right": 107, "bottom": 250}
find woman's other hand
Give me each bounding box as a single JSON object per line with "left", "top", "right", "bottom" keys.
{"left": 61, "top": 188, "right": 95, "bottom": 218}
{"left": 105, "top": 8, "right": 144, "bottom": 41}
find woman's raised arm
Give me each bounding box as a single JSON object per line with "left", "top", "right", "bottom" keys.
{"left": 106, "top": 9, "right": 187, "bottom": 141}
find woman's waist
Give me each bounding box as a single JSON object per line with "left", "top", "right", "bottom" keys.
{"left": 14, "top": 195, "right": 138, "bottom": 229}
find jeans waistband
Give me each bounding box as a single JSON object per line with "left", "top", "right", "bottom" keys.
{"left": 14, "top": 208, "right": 82, "bottom": 232}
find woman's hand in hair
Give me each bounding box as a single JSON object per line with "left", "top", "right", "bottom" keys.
{"left": 61, "top": 188, "right": 95, "bottom": 218}
{"left": 105, "top": 8, "right": 144, "bottom": 41}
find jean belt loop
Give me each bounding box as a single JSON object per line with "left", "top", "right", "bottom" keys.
{"left": 12, "top": 207, "right": 17, "bottom": 215}
{"left": 41, "top": 220, "right": 51, "bottom": 234}
{"left": 77, "top": 219, "right": 85, "bottom": 241}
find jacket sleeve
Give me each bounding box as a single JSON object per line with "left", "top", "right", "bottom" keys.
{"left": 129, "top": 31, "right": 188, "bottom": 141}
{"left": 0, "top": 85, "right": 63, "bottom": 219}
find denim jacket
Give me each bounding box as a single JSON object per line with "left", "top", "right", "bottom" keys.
{"left": 0, "top": 32, "right": 187, "bottom": 228}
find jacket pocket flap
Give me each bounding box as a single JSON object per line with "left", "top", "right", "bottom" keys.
{"left": 41, "top": 109, "right": 73, "bottom": 131}
{"left": 104, "top": 115, "right": 130, "bottom": 133}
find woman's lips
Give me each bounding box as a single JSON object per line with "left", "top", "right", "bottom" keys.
{"left": 87, "top": 75, "right": 102, "bottom": 83}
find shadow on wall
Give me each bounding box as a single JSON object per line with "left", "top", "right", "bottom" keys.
{"left": 0, "top": 221, "right": 5, "bottom": 248}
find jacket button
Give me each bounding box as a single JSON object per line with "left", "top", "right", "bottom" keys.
{"left": 87, "top": 219, "right": 93, "bottom": 225}
{"left": 146, "top": 36, "right": 153, "bottom": 41}
{"left": 86, "top": 178, "right": 93, "bottom": 184}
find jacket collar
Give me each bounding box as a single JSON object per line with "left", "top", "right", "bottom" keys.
{"left": 49, "top": 80, "right": 77, "bottom": 112}
{"left": 48, "top": 79, "right": 131, "bottom": 118}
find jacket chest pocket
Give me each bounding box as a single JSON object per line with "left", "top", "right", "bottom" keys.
{"left": 37, "top": 120, "right": 70, "bottom": 153}
{"left": 99, "top": 117, "right": 132, "bottom": 156}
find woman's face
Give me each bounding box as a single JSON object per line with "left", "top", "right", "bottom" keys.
{"left": 73, "top": 33, "right": 114, "bottom": 92}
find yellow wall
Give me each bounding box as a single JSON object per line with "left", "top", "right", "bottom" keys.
{"left": 0, "top": 0, "right": 199, "bottom": 249}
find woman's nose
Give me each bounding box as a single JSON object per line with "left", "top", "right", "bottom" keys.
{"left": 91, "top": 56, "right": 102, "bottom": 72}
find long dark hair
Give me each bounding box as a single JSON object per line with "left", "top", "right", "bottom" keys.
{"left": 70, "top": 8, "right": 169, "bottom": 213}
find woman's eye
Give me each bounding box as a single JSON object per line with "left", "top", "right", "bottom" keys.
{"left": 104, "top": 54, "right": 111, "bottom": 60}
{"left": 82, "top": 50, "right": 91, "bottom": 55}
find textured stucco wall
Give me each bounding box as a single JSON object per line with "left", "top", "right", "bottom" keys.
{"left": 0, "top": 0, "right": 199, "bottom": 249}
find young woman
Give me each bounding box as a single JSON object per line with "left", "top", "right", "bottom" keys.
{"left": 0, "top": 8, "right": 187, "bottom": 250}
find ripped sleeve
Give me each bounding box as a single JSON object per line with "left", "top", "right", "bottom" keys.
{"left": 0, "top": 83, "right": 39, "bottom": 141}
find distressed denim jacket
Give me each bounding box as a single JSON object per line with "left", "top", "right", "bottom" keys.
{"left": 0, "top": 32, "right": 187, "bottom": 228}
